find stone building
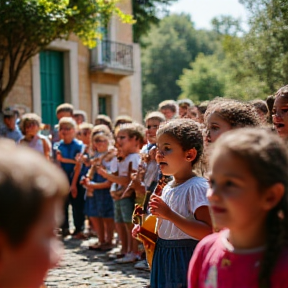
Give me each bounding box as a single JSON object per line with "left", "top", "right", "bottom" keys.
{"left": 4, "top": 0, "right": 142, "bottom": 126}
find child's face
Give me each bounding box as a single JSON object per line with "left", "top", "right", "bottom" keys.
{"left": 92, "top": 135, "right": 109, "bottom": 153}
{"left": 178, "top": 105, "right": 188, "bottom": 118}
{"left": 57, "top": 111, "right": 72, "bottom": 121}
{"left": 116, "top": 131, "right": 138, "bottom": 154}
{"left": 156, "top": 133, "right": 190, "bottom": 177}
{"left": 207, "top": 150, "right": 268, "bottom": 233}
{"left": 146, "top": 119, "right": 160, "bottom": 144}
{"left": 206, "top": 112, "right": 232, "bottom": 143}
{"left": 25, "top": 121, "right": 39, "bottom": 137}
{"left": 272, "top": 96, "right": 288, "bottom": 138}
{"left": 73, "top": 114, "right": 84, "bottom": 125}
{"left": 59, "top": 125, "right": 75, "bottom": 143}
{"left": 160, "top": 108, "right": 175, "bottom": 120}
{"left": 80, "top": 129, "right": 91, "bottom": 146}
{"left": 0, "top": 199, "right": 63, "bottom": 288}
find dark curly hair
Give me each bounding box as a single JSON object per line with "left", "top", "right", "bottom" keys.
{"left": 212, "top": 128, "right": 288, "bottom": 288}
{"left": 204, "top": 98, "right": 260, "bottom": 128}
{"left": 156, "top": 118, "right": 203, "bottom": 166}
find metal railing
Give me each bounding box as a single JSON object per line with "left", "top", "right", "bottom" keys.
{"left": 91, "top": 40, "right": 133, "bottom": 72}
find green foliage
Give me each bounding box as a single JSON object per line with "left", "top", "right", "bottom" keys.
{"left": 178, "top": 54, "right": 226, "bottom": 103}
{"left": 132, "top": 0, "right": 177, "bottom": 43}
{"left": 0, "top": 0, "right": 134, "bottom": 109}
{"left": 239, "top": 0, "right": 288, "bottom": 92}
{"left": 142, "top": 14, "right": 219, "bottom": 113}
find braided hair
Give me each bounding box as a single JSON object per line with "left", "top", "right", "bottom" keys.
{"left": 212, "top": 128, "right": 288, "bottom": 288}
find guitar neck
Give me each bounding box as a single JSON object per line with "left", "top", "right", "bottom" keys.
{"left": 142, "top": 190, "right": 152, "bottom": 212}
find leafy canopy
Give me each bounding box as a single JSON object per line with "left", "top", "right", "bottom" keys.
{"left": 0, "top": 0, "right": 134, "bottom": 108}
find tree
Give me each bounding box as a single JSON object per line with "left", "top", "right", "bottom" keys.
{"left": 0, "top": 0, "right": 133, "bottom": 110}
{"left": 239, "top": 0, "right": 288, "bottom": 92}
{"left": 177, "top": 53, "right": 226, "bottom": 103}
{"left": 132, "top": 0, "right": 177, "bottom": 43}
{"left": 141, "top": 14, "right": 218, "bottom": 113}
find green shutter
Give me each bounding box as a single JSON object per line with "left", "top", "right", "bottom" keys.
{"left": 40, "top": 50, "right": 64, "bottom": 126}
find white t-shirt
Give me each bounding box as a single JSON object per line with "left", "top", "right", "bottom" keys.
{"left": 110, "top": 153, "right": 140, "bottom": 176}
{"left": 158, "top": 176, "right": 209, "bottom": 240}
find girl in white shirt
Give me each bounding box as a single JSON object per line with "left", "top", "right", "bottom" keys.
{"left": 147, "top": 118, "right": 212, "bottom": 288}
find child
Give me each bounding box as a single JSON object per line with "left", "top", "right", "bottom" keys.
{"left": 51, "top": 103, "right": 74, "bottom": 144}
{"left": 130, "top": 111, "right": 166, "bottom": 204}
{"left": 177, "top": 99, "right": 194, "bottom": 118}
{"left": 56, "top": 117, "right": 85, "bottom": 238}
{"left": 0, "top": 140, "right": 69, "bottom": 288}
{"left": 81, "top": 129, "right": 115, "bottom": 251}
{"left": 138, "top": 118, "right": 212, "bottom": 288}
{"left": 98, "top": 122, "right": 145, "bottom": 263}
{"left": 188, "top": 128, "right": 288, "bottom": 288}
{"left": 158, "top": 100, "right": 178, "bottom": 120}
{"left": 272, "top": 85, "right": 288, "bottom": 139}
{"left": 204, "top": 99, "right": 260, "bottom": 143}
{"left": 20, "top": 113, "right": 51, "bottom": 160}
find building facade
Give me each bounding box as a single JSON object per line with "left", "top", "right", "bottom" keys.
{"left": 4, "top": 0, "right": 142, "bottom": 126}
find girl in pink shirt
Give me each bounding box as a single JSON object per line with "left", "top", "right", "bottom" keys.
{"left": 188, "top": 128, "right": 288, "bottom": 288}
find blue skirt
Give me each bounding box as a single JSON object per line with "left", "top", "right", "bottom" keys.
{"left": 150, "top": 237, "right": 198, "bottom": 288}
{"left": 84, "top": 188, "right": 114, "bottom": 218}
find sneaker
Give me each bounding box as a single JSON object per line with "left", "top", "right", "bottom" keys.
{"left": 134, "top": 259, "right": 150, "bottom": 271}
{"left": 115, "top": 252, "right": 138, "bottom": 264}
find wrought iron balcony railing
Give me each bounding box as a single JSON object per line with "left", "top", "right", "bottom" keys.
{"left": 90, "top": 40, "right": 134, "bottom": 75}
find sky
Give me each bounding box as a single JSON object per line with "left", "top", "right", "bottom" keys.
{"left": 168, "top": 0, "right": 248, "bottom": 30}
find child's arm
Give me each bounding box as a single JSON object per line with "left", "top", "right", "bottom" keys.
{"left": 56, "top": 150, "right": 77, "bottom": 164}
{"left": 82, "top": 178, "right": 111, "bottom": 190}
{"left": 149, "top": 195, "right": 212, "bottom": 240}
{"left": 97, "top": 167, "right": 136, "bottom": 186}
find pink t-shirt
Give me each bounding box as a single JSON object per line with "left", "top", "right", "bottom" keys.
{"left": 188, "top": 230, "right": 288, "bottom": 288}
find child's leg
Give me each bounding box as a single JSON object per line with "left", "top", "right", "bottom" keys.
{"left": 115, "top": 222, "right": 128, "bottom": 254}
{"left": 114, "top": 200, "right": 128, "bottom": 254}
{"left": 71, "top": 184, "right": 85, "bottom": 233}
{"left": 90, "top": 217, "right": 105, "bottom": 244}
{"left": 125, "top": 222, "right": 139, "bottom": 254}
{"left": 103, "top": 217, "right": 114, "bottom": 244}
{"left": 61, "top": 194, "right": 71, "bottom": 235}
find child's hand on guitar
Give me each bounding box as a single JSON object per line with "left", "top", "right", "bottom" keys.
{"left": 149, "top": 195, "right": 172, "bottom": 220}
{"left": 132, "top": 224, "right": 141, "bottom": 239}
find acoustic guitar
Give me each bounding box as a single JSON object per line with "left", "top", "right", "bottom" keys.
{"left": 132, "top": 176, "right": 170, "bottom": 268}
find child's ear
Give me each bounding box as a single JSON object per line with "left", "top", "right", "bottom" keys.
{"left": 185, "top": 148, "right": 197, "bottom": 163}
{"left": 262, "top": 183, "right": 285, "bottom": 211}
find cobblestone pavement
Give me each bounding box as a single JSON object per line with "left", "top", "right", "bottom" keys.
{"left": 45, "top": 237, "right": 150, "bottom": 288}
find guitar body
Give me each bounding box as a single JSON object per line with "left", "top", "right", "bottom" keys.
{"left": 137, "top": 214, "right": 158, "bottom": 268}
{"left": 133, "top": 176, "right": 170, "bottom": 268}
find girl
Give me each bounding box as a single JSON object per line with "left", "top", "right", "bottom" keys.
{"left": 141, "top": 118, "right": 212, "bottom": 288}
{"left": 272, "top": 85, "right": 288, "bottom": 139}
{"left": 204, "top": 99, "right": 260, "bottom": 143}
{"left": 81, "top": 129, "right": 115, "bottom": 251}
{"left": 20, "top": 113, "right": 51, "bottom": 160}
{"left": 188, "top": 128, "right": 288, "bottom": 288}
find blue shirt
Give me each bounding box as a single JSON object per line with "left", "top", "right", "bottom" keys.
{"left": 0, "top": 124, "right": 23, "bottom": 142}
{"left": 57, "top": 139, "right": 84, "bottom": 181}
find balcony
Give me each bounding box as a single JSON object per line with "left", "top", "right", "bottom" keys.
{"left": 90, "top": 40, "right": 134, "bottom": 76}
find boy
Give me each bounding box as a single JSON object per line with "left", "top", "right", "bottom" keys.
{"left": 73, "top": 110, "right": 87, "bottom": 125}
{"left": 97, "top": 122, "right": 145, "bottom": 263}
{"left": 177, "top": 99, "right": 194, "bottom": 118}
{"left": 0, "top": 139, "right": 69, "bottom": 288}
{"left": 56, "top": 117, "right": 85, "bottom": 238}
{"left": 158, "top": 100, "right": 178, "bottom": 120}
{"left": 0, "top": 108, "right": 22, "bottom": 142}
{"left": 52, "top": 103, "right": 74, "bottom": 145}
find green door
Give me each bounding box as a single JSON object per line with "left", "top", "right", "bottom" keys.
{"left": 40, "top": 50, "right": 64, "bottom": 127}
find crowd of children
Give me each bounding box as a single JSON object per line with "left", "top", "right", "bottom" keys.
{"left": 1, "top": 87, "right": 288, "bottom": 288}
